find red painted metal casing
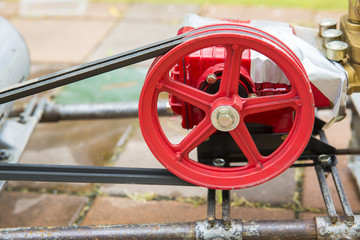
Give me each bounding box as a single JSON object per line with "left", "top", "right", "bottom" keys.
{"left": 168, "top": 26, "right": 329, "bottom": 131}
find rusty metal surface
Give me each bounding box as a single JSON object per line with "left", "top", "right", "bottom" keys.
{"left": 0, "top": 219, "right": 321, "bottom": 240}
{"left": 330, "top": 165, "right": 355, "bottom": 222}
{"left": 316, "top": 216, "right": 360, "bottom": 240}
{"left": 315, "top": 164, "right": 339, "bottom": 223}
{"left": 195, "top": 220, "right": 243, "bottom": 240}
{"left": 242, "top": 219, "right": 317, "bottom": 240}
{"left": 0, "top": 223, "right": 196, "bottom": 240}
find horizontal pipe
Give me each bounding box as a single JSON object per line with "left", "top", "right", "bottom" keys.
{"left": 10, "top": 100, "right": 171, "bottom": 122}
{"left": 242, "top": 219, "right": 317, "bottom": 240}
{"left": 0, "top": 223, "right": 195, "bottom": 240}
{"left": 40, "top": 100, "right": 171, "bottom": 122}
{"left": 0, "top": 219, "right": 317, "bottom": 240}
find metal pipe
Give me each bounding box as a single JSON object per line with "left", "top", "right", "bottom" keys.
{"left": 335, "top": 148, "right": 360, "bottom": 155}
{"left": 222, "top": 190, "right": 231, "bottom": 228}
{"left": 39, "top": 100, "right": 171, "bottom": 122}
{"left": 207, "top": 189, "right": 216, "bottom": 224}
{"left": 0, "top": 222, "right": 195, "bottom": 240}
{"left": 242, "top": 219, "right": 317, "bottom": 240}
{"left": 349, "top": 0, "right": 360, "bottom": 23}
{"left": 315, "top": 165, "right": 338, "bottom": 223}
{"left": 330, "top": 165, "right": 355, "bottom": 222}
{"left": 0, "top": 219, "right": 318, "bottom": 240}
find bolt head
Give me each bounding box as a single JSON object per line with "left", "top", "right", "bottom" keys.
{"left": 318, "top": 154, "right": 332, "bottom": 164}
{"left": 211, "top": 106, "right": 240, "bottom": 132}
{"left": 218, "top": 111, "right": 234, "bottom": 127}
{"left": 206, "top": 74, "right": 217, "bottom": 84}
{"left": 213, "top": 158, "right": 226, "bottom": 167}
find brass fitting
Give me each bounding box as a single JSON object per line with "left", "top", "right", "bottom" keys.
{"left": 338, "top": 1, "right": 360, "bottom": 94}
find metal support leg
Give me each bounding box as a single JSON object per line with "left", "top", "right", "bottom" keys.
{"left": 315, "top": 165, "right": 338, "bottom": 223}
{"left": 222, "top": 190, "right": 231, "bottom": 229}
{"left": 330, "top": 164, "right": 355, "bottom": 222}
{"left": 207, "top": 189, "right": 216, "bottom": 226}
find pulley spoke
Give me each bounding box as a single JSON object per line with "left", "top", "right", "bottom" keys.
{"left": 219, "top": 45, "right": 244, "bottom": 98}
{"left": 230, "top": 122, "right": 264, "bottom": 168}
{"left": 242, "top": 92, "right": 299, "bottom": 116}
{"left": 161, "top": 77, "right": 213, "bottom": 112}
{"left": 173, "top": 117, "right": 216, "bottom": 157}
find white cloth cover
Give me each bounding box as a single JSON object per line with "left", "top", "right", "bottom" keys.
{"left": 181, "top": 14, "right": 348, "bottom": 125}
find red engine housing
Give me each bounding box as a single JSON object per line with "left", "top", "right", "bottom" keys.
{"left": 168, "top": 27, "right": 330, "bottom": 133}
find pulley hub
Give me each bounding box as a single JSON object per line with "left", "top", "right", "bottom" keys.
{"left": 211, "top": 106, "right": 240, "bottom": 132}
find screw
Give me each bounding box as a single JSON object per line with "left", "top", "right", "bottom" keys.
{"left": 207, "top": 217, "right": 216, "bottom": 228}
{"left": 217, "top": 110, "right": 234, "bottom": 128}
{"left": 213, "top": 158, "right": 225, "bottom": 167}
{"left": 318, "top": 154, "right": 332, "bottom": 165}
{"left": 0, "top": 150, "right": 10, "bottom": 161}
{"left": 345, "top": 220, "right": 354, "bottom": 227}
{"left": 223, "top": 220, "right": 231, "bottom": 231}
{"left": 206, "top": 74, "right": 217, "bottom": 84}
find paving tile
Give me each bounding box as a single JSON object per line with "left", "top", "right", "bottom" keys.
{"left": 82, "top": 2, "right": 128, "bottom": 20}
{"left": 101, "top": 124, "right": 207, "bottom": 197}
{"left": 82, "top": 197, "right": 294, "bottom": 225}
{"left": 54, "top": 66, "right": 148, "bottom": 104}
{"left": 7, "top": 119, "right": 133, "bottom": 192}
{"left": 102, "top": 116, "right": 296, "bottom": 203}
{"left": 19, "top": 0, "right": 88, "bottom": 17}
{"left": 232, "top": 206, "right": 295, "bottom": 220}
{"left": 101, "top": 117, "right": 207, "bottom": 197}
{"left": 0, "top": 1, "right": 19, "bottom": 19}
{"left": 232, "top": 168, "right": 297, "bottom": 204}
{"left": 10, "top": 18, "right": 114, "bottom": 64}
{"left": 201, "top": 5, "right": 315, "bottom": 26}
{"left": 0, "top": 191, "right": 88, "bottom": 228}
{"left": 302, "top": 114, "right": 360, "bottom": 213}
{"left": 29, "top": 63, "right": 72, "bottom": 79}
{"left": 88, "top": 19, "right": 180, "bottom": 67}
{"left": 123, "top": 3, "right": 199, "bottom": 22}
{"left": 299, "top": 212, "right": 326, "bottom": 219}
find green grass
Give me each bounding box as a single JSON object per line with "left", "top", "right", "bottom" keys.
{"left": 92, "top": 0, "right": 347, "bottom": 10}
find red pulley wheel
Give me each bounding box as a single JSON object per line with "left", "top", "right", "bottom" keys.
{"left": 139, "top": 26, "right": 315, "bottom": 190}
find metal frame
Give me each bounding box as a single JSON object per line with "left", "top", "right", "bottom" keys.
{"left": 0, "top": 100, "right": 358, "bottom": 239}
{"left": 0, "top": 0, "right": 359, "bottom": 234}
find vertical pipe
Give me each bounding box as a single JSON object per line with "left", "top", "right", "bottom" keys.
{"left": 315, "top": 165, "right": 338, "bottom": 223}
{"left": 330, "top": 165, "right": 355, "bottom": 222}
{"left": 207, "top": 189, "right": 216, "bottom": 225}
{"left": 349, "top": 0, "right": 360, "bottom": 23}
{"left": 222, "top": 190, "right": 231, "bottom": 228}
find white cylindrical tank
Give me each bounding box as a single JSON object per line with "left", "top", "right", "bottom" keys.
{"left": 0, "top": 17, "right": 30, "bottom": 125}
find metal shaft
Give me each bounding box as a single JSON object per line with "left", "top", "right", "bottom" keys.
{"left": 39, "top": 100, "right": 170, "bottom": 122}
